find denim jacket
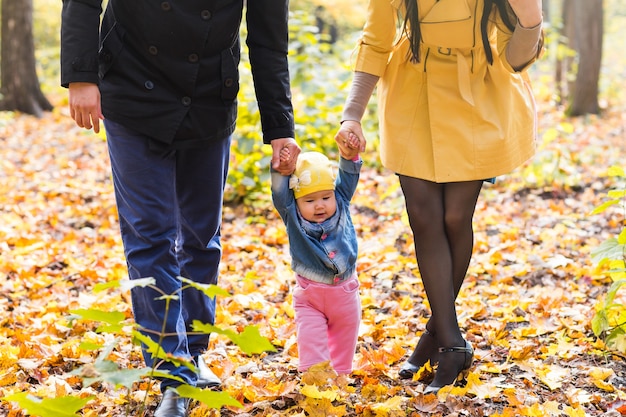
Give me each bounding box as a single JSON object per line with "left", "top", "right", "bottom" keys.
{"left": 271, "top": 157, "right": 362, "bottom": 284}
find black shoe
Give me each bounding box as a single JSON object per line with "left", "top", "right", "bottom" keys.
{"left": 398, "top": 329, "right": 438, "bottom": 379}
{"left": 154, "top": 388, "right": 189, "bottom": 417}
{"left": 424, "top": 340, "right": 474, "bottom": 395}
{"left": 196, "top": 355, "right": 221, "bottom": 389}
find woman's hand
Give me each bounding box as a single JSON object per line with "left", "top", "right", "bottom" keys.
{"left": 335, "top": 120, "right": 366, "bottom": 160}
{"left": 508, "top": 0, "right": 543, "bottom": 28}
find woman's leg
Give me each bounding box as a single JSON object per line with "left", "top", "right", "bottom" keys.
{"left": 398, "top": 176, "right": 482, "bottom": 385}
{"left": 399, "top": 177, "right": 461, "bottom": 345}
{"left": 443, "top": 181, "right": 483, "bottom": 300}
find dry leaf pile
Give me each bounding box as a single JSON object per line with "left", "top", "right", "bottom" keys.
{"left": 0, "top": 96, "right": 625, "bottom": 416}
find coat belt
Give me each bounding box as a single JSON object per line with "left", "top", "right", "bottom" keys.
{"left": 426, "top": 46, "right": 476, "bottom": 106}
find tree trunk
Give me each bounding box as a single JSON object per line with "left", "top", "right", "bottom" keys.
{"left": 0, "top": 0, "right": 53, "bottom": 116}
{"left": 560, "top": 0, "right": 603, "bottom": 116}
{"left": 567, "top": 0, "right": 603, "bottom": 116}
{"left": 555, "top": 0, "right": 570, "bottom": 105}
{"left": 556, "top": 0, "right": 577, "bottom": 106}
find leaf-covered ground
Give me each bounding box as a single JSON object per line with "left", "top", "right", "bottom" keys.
{"left": 0, "top": 94, "right": 625, "bottom": 417}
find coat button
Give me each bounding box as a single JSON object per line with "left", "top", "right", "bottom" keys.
{"left": 161, "top": 2, "right": 171, "bottom": 11}
{"left": 328, "top": 251, "right": 336, "bottom": 259}
{"left": 321, "top": 234, "right": 328, "bottom": 240}
{"left": 224, "top": 78, "right": 234, "bottom": 88}
{"left": 200, "top": 10, "right": 211, "bottom": 20}
{"left": 148, "top": 46, "right": 158, "bottom": 55}
{"left": 144, "top": 80, "right": 154, "bottom": 90}
{"left": 181, "top": 97, "right": 191, "bottom": 106}
{"left": 188, "top": 54, "right": 199, "bottom": 63}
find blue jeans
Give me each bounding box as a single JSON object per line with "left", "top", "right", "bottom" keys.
{"left": 105, "top": 119, "right": 230, "bottom": 388}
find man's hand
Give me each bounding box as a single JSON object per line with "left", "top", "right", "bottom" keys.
{"left": 271, "top": 138, "right": 300, "bottom": 175}
{"left": 68, "top": 82, "right": 104, "bottom": 133}
{"left": 335, "top": 120, "right": 366, "bottom": 160}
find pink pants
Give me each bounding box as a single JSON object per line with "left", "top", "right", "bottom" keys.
{"left": 293, "top": 274, "right": 361, "bottom": 374}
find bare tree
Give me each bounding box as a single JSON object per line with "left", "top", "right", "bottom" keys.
{"left": 557, "top": 0, "right": 603, "bottom": 116}
{"left": 0, "top": 0, "right": 53, "bottom": 116}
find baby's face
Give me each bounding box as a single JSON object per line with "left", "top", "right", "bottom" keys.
{"left": 296, "top": 189, "right": 337, "bottom": 223}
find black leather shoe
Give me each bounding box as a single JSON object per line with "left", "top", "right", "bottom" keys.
{"left": 154, "top": 388, "right": 189, "bottom": 417}
{"left": 424, "top": 340, "right": 474, "bottom": 395}
{"left": 398, "top": 329, "right": 438, "bottom": 380}
{"left": 196, "top": 356, "right": 221, "bottom": 389}
{"left": 398, "top": 361, "right": 421, "bottom": 379}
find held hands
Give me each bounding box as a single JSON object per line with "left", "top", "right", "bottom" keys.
{"left": 335, "top": 120, "right": 366, "bottom": 160}
{"left": 68, "top": 82, "right": 104, "bottom": 133}
{"left": 507, "top": 0, "right": 542, "bottom": 28}
{"left": 271, "top": 138, "right": 301, "bottom": 175}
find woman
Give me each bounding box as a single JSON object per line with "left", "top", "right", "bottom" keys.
{"left": 336, "top": 0, "right": 543, "bottom": 394}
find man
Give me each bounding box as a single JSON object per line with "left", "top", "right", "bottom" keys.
{"left": 61, "top": 1, "right": 299, "bottom": 415}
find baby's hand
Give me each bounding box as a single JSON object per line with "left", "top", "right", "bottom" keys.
{"left": 346, "top": 133, "right": 361, "bottom": 150}
{"left": 280, "top": 147, "right": 291, "bottom": 163}
{"left": 335, "top": 121, "right": 366, "bottom": 160}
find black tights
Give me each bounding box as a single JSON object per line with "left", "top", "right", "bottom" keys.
{"left": 399, "top": 176, "right": 483, "bottom": 348}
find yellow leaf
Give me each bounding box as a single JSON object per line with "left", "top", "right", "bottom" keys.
{"left": 589, "top": 366, "right": 614, "bottom": 380}
{"left": 608, "top": 166, "right": 625, "bottom": 177}
{"left": 508, "top": 343, "right": 536, "bottom": 360}
{"left": 563, "top": 405, "right": 588, "bottom": 417}
{"left": 523, "top": 402, "right": 549, "bottom": 416}
{"left": 465, "top": 372, "right": 500, "bottom": 399}
{"left": 591, "top": 379, "right": 614, "bottom": 392}
{"left": 589, "top": 366, "right": 615, "bottom": 392}
{"left": 0, "top": 370, "right": 17, "bottom": 387}
{"left": 301, "top": 361, "right": 337, "bottom": 386}
{"left": 370, "top": 396, "right": 406, "bottom": 413}
{"left": 534, "top": 364, "right": 568, "bottom": 390}
{"left": 302, "top": 398, "right": 347, "bottom": 417}
{"left": 503, "top": 388, "right": 524, "bottom": 407}
{"left": 301, "top": 384, "right": 338, "bottom": 401}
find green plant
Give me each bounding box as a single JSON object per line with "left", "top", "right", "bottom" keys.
{"left": 3, "top": 277, "right": 276, "bottom": 416}
{"left": 591, "top": 166, "right": 626, "bottom": 353}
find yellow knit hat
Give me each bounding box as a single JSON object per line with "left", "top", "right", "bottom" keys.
{"left": 289, "top": 152, "right": 336, "bottom": 199}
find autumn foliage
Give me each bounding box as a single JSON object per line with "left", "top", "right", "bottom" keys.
{"left": 0, "top": 88, "right": 625, "bottom": 416}
{"left": 1, "top": 1, "right": 626, "bottom": 415}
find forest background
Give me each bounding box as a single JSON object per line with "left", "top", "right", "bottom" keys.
{"left": 0, "top": 0, "right": 625, "bottom": 416}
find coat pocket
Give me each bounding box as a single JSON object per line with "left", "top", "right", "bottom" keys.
{"left": 220, "top": 46, "right": 240, "bottom": 101}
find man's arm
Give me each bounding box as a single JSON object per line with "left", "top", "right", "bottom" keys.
{"left": 245, "top": 0, "right": 295, "bottom": 143}
{"left": 61, "top": 0, "right": 102, "bottom": 87}
{"left": 61, "top": 0, "right": 104, "bottom": 132}
{"left": 246, "top": 0, "right": 299, "bottom": 174}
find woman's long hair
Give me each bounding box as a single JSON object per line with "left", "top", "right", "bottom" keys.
{"left": 402, "top": 0, "right": 539, "bottom": 64}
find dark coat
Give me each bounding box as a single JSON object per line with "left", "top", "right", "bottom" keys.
{"left": 61, "top": 0, "right": 295, "bottom": 147}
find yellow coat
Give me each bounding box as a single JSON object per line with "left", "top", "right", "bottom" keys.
{"left": 354, "top": 0, "right": 538, "bottom": 182}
